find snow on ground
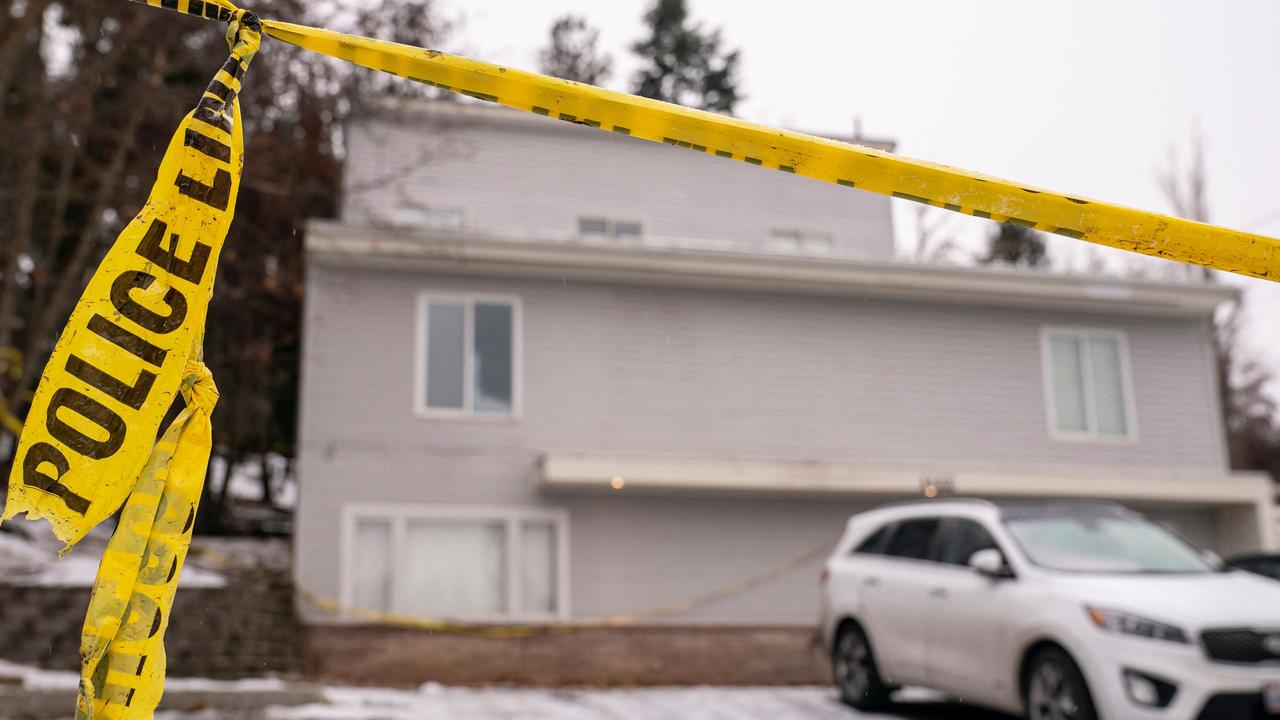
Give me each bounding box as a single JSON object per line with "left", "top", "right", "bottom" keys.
{"left": 0, "top": 522, "right": 225, "bottom": 589}
{"left": 0, "top": 659, "right": 1011, "bottom": 720}
{"left": 255, "top": 685, "right": 1010, "bottom": 720}
{"left": 0, "top": 659, "right": 78, "bottom": 691}
{"left": 209, "top": 453, "right": 297, "bottom": 510}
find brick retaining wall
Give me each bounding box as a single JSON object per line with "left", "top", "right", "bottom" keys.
{"left": 0, "top": 571, "right": 304, "bottom": 678}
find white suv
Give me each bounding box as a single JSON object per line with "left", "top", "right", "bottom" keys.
{"left": 819, "top": 499, "right": 1280, "bottom": 720}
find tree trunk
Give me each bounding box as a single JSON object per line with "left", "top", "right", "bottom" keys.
{"left": 0, "top": 124, "right": 48, "bottom": 349}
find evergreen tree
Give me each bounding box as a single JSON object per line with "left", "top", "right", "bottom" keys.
{"left": 631, "top": 0, "right": 740, "bottom": 113}
{"left": 980, "top": 221, "right": 1048, "bottom": 268}
{"left": 539, "top": 15, "right": 612, "bottom": 86}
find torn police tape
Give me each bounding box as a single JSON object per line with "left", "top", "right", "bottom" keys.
{"left": 2, "top": 10, "right": 258, "bottom": 720}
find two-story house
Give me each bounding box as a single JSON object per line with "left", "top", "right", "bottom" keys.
{"left": 293, "top": 99, "right": 1275, "bottom": 685}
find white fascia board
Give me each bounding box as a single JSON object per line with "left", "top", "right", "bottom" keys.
{"left": 306, "top": 222, "right": 1237, "bottom": 316}
{"left": 539, "top": 451, "right": 1273, "bottom": 508}
{"left": 360, "top": 96, "right": 899, "bottom": 151}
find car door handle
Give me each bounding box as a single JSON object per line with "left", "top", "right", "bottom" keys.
{"left": 929, "top": 587, "right": 948, "bottom": 599}
{"left": 863, "top": 577, "right": 880, "bottom": 587}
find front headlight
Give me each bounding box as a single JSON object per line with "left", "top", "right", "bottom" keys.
{"left": 1086, "top": 606, "right": 1190, "bottom": 644}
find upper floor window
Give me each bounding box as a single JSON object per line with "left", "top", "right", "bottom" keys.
{"left": 767, "top": 228, "right": 834, "bottom": 254}
{"left": 346, "top": 505, "right": 567, "bottom": 621}
{"left": 393, "top": 205, "right": 465, "bottom": 231}
{"left": 1041, "top": 328, "right": 1135, "bottom": 441}
{"left": 578, "top": 217, "right": 643, "bottom": 240}
{"left": 417, "top": 295, "right": 519, "bottom": 416}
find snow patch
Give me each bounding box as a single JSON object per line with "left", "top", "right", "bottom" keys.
{"left": 263, "top": 685, "right": 910, "bottom": 720}
{"left": 0, "top": 659, "right": 79, "bottom": 690}
{"left": 0, "top": 521, "right": 225, "bottom": 588}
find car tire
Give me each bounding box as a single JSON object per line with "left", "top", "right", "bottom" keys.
{"left": 1023, "top": 647, "right": 1099, "bottom": 720}
{"left": 832, "top": 623, "right": 892, "bottom": 710}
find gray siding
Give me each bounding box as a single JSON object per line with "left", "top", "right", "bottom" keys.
{"left": 295, "top": 263, "right": 1227, "bottom": 622}
{"left": 341, "top": 106, "right": 895, "bottom": 260}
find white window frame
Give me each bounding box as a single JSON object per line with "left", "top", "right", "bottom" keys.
{"left": 390, "top": 204, "right": 467, "bottom": 232}
{"left": 340, "top": 503, "right": 571, "bottom": 623}
{"left": 766, "top": 228, "right": 835, "bottom": 255}
{"left": 1039, "top": 326, "right": 1139, "bottom": 443}
{"left": 414, "top": 293, "right": 522, "bottom": 419}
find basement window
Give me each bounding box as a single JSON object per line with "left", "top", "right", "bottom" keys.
{"left": 344, "top": 505, "right": 568, "bottom": 621}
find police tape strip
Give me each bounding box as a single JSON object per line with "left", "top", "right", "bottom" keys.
{"left": 5, "top": 7, "right": 256, "bottom": 549}
{"left": 78, "top": 362, "right": 218, "bottom": 720}
{"left": 137, "top": 0, "right": 1278, "bottom": 281}
{"left": 191, "top": 537, "right": 836, "bottom": 639}
{"left": 2, "top": 9, "right": 259, "bottom": 720}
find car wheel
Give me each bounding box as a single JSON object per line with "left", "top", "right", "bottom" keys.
{"left": 832, "top": 623, "right": 891, "bottom": 710}
{"left": 1024, "top": 647, "right": 1098, "bottom": 720}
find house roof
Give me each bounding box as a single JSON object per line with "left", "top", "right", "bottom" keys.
{"left": 306, "top": 220, "right": 1237, "bottom": 316}
{"left": 353, "top": 97, "right": 899, "bottom": 152}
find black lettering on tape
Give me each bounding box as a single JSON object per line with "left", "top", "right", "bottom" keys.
{"left": 175, "top": 168, "right": 231, "bottom": 212}
{"left": 47, "top": 387, "right": 127, "bottom": 460}
{"left": 136, "top": 218, "right": 212, "bottom": 284}
{"left": 193, "top": 96, "right": 231, "bottom": 134}
{"left": 87, "top": 314, "right": 168, "bottom": 368}
{"left": 21, "top": 442, "right": 89, "bottom": 514}
{"left": 219, "top": 55, "right": 245, "bottom": 82}
{"left": 65, "top": 354, "right": 156, "bottom": 411}
{"left": 206, "top": 79, "right": 233, "bottom": 104}
{"left": 183, "top": 128, "right": 231, "bottom": 163}
{"left": 110, "top": 271, "right": 188, "bottom": 335}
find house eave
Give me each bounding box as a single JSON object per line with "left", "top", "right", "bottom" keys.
{"left": 306, "top": 220, "right": 1237, "bottom": 316}
{"left": 538, "top": 451, "right": 1273, "bottom": 508}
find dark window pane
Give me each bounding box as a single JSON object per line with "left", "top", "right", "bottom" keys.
{"left": 853, "top": 524, "right": 892, "bottom": 555}
{"left": 939, "top": 519, "right": 999, "bottom": 566}
{"left": 473, "top": 302, "right": 513, "bottom": 414}
{"left": 884, "top": 519, "right": 940, "bottom": 561}
{"left": 426, "top": 302, "right": 465, "bottom": 409}
{"left": 578, "top": 218, "right": 609, "bottom": 236}
{"left": 614, "top": 221, "right": 643, "bottom": 238}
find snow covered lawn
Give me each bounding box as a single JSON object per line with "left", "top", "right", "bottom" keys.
{"left": 1, "top": 660, "right": 1012, "bottom": 719}
{"left": 158, "top": 685, "right": 1013, "bottom": 720}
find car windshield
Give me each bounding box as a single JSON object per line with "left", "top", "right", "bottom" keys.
{"left": 1002, "top": 512, "right": 1213, "bottom": 574}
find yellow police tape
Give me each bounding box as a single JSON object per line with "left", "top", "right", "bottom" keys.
{"left": 4, "top": 11, "right": 255, "bottom": 547}
{"left": 1, "top": 10, "right": 258, "bottom": 720}
{"left": 141, "top": 0, "right": 1278, "bottom": 281}
{"left": 78, "top": 362, "right": 218, "bottom": 719}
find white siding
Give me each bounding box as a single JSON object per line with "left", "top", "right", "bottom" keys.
{"left": 295, "top": 263, "right": 1229, "bottom": 621}
{"left": 341, "top": 104, "right": 895, "bottom": 260}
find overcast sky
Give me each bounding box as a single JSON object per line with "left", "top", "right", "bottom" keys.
{"left": 438, "top": 0, "right": 1280, "bottom": 387}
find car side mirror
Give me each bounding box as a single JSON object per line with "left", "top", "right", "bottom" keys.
{"left": 969, "top": 548, "right": 1014, "bottom": 578}
{"left": 1201, "top": 549, "right": 1224, "bottom": 570}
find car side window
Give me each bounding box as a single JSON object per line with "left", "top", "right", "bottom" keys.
{"left": 852, "top": 523, "right": 894, "bottom": 555}
{"left": 937, "top": 518, "right": 1000, "bottom": 566}
{"left": 883, "top": 518, "right": 941, "bottom": 561}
